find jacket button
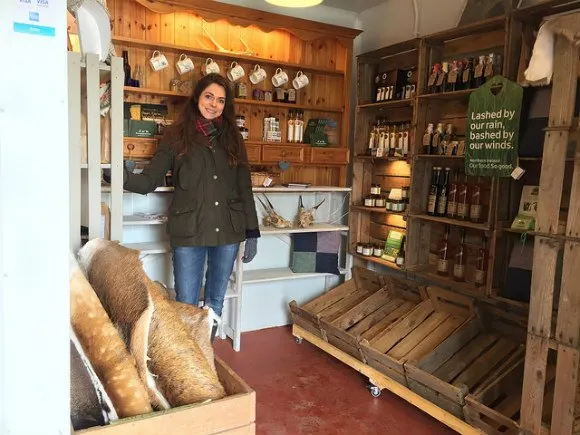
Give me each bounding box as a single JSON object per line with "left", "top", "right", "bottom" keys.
{"left": 215, "top": 201, "right": 219, "bottom": 206}
{"left": 213, "top": 175, "right": 218, "bottom": 180}
{"left": 215, "top": 228, "right": 220, "bottom": 232}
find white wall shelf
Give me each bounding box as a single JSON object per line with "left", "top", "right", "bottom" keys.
{"left": 123, "top": 241, "right": 170, "bottom": 254}
{"left": 253, "top": 186, "right": 352, "bottom": 193}
{"left": 259, "top": 223, "right": 349, "bottom": 235}
{"left": 239, "top": 267, "right": 347, "bottom": 284}
{"left": 101, "top": 185, "right": 174, "bottom": 193}
{"left": 123, "top": 215, "right": 167, "bottom": 225}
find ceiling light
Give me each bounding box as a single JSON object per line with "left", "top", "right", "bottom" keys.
{"left": 265, "top": 0, "right": 323, "bottom": 7}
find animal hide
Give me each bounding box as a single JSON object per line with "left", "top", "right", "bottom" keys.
{"left": 69, "top": 252, "right": 152, "bottom": 418}
{"left": 78, "top": 239, "right": 226, "bottom": 407}
{"left": 524, "top": 21, "right": 555, "bottom": 86}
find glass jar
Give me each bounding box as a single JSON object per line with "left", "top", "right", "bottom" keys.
{"left": 375, "top": 195, "right": 386, "bottom": 208}
{"left": 386, "top": 199, "right": 393, "bottom": 211}
{"left": 364, "top": 195, "right": 376, "bottom": 207}
{"left": 401, "top": 186, "right": 410, "bottom": 203}
{"left": 362, "top": 244, "right": 373, "bottom": 257}
{"left": 356, "top": 243, "right": 364, "bottom": 254}
{"left": 370, "top": 184, "right": 381, "bottom": 195}
{"left": 373, "top": 245, "right": 383, "bottom": 257}
{"left": 236, "top": 115, "right": 246, "bottom": 128}
{"left": 239, "top": 127, "right": 249, "bottom": 140}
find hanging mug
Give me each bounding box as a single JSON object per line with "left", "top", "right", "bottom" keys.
{"left": 271, "top": 68, "right": 288, "bottom": 87}
{"left": 227, "top": 61, "right": 245, "bottom": 82}
{"left": 204, "top": 58, "right": 220, "bottom": 75}
{"left": 292, "top": 71, "right": 309, "bottom": 90}
{"left": 249, "top": 64, "right": 267, "bottom": 84}
{"left": 175, "top": 54, "right": 194, "bottom": 75}
{"left": 150, "top": 51, "right": 169, "bottom": 72}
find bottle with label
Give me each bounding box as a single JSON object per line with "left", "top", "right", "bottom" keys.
{"left": 431, "top": 123, "right": 445, "bottom": 155}
{"left": 427, "top": 166, "right": 441, "bottom": 216}
{"left": 396, "top": 236, "right": 406, "bottom": 268}
{"left": 287, "top": 109, "right": 295, "bottom": 143}
{"left": 388, "top": 124, "right": 397, "bottom": 157}
{"left": 453, "top": 229, "right": 466, "bottom": 282}
{"left": 456, "top": 172, "right": 470, "bottom": 220}
{"left": 437, "top": 225, "right": 451, "bottom": 276}
{"left": 475, "top": 237, "right": 488, "bottom": 288}
{"left": 447, "top": 61, "right": 459, "bottom": 92}
{"left": 402, "top": 123, "right": 410, "bottom": 157}
{"left": 287, "top": 88, "right": 297, "bottom": 104}
{"left": 436, "top": 167, "right": 451, "bottom": 217}
{"left": 122, "top": 51, "right": 132, "bottom": 86}
{"left": 447, "top": 170, "right": 458, "bottom": 218}
{"left": 470, "top": 176, "right": 483, "bottom": 223}
{"left": 428, "top": 63, "right": 441, "bottom": 94}
{"left": 474, "top": 55, "right": 486, "bottom": 88}
{"left": 422, "top": 123, "right": 434, "bottom": 154}
{"left": 462, "top": 58, "right": 475, "bottom": 90}
{"left": 441, "top": 123, "right": 455, "bottom": 155}
{"left": 295, "top": 110, "right": 304, "bottom": 144}
{"left": 437, "top": 62, "right": 449, "bottom": 93}
{"left": 484, "top": 53, "right": 495, "bottom": 82}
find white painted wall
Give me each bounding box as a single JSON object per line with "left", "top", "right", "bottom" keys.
{"left": 0, "top": 1, "right": 70, "bottom": 434}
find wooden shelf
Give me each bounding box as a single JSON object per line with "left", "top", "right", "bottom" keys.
{"left": 411, "top": 265, "right": 487, "bottom": 297}
{"left": 418, "top": 88, "right": 475, "bottom": 101}
{"left": 123, "top": 86, "right": 343, "bottom": 112}
{"left": 357, "top": 99, "right": 414, "bottom": 109}
{"left": 414, "top": 154, "right": 464, "bottom": 160}
{"left": 424, "top": 15, "right": 507, "bottom": 43}
{"left": 354, "top": 155, "right": 410, "bottom": 163}
{"left": 259, "top": 223, "right": 349, "bottom": 235}
{"left": 351, "top": 205, "right": 407, "bottom": 216}
{"left": 240, "top": 267, "right": 347, "bottom": 284}
{"left": 350, "top": 251, "right": 402, "bottom": 271}
{"left": 113, "top": 35, "right": 346, "bottom": 77}
{"left": 410, "top": 214, "right": 490, "bottom": 231}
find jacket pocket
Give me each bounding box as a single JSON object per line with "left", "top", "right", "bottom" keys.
{"left": 228, "top": 199, "right": 246, "bottom": 233}
{"left": 168, "top": 203, "right": 200, "bottom": 238}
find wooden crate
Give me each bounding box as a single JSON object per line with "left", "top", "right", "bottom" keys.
{"left": 463, "top": 355, "right": 556, "bottom": 435}
{"left": 359, "top": 286, "right": 476, "bottom": 386}
{"left": 320, "top": 275, "right": 426, "bottom": 362}
{"left": 75, "top": 357, "right": 256, "bottom": 435}
{"left": 405, "top": 304, "right": 526, "bottom": 419}
{"left": 288, "top": 267, "right": 386, "bottom": 341}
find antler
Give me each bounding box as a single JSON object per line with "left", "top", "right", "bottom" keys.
{"left": 313, "top": 198, "right": 326, "bottom": 210}
{"left": 263, "top": 194, "right": 275, "bottom": 211}
{"left": 257, "top": 197, "right": 271, "bottom": 213}
{"left": 299, "top": 195, "right": 304, "bottom": 209}
{"left": 201, "top": 21, "right": 255, "bottom": 56}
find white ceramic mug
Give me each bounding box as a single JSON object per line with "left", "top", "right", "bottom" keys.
{"left": 249, "top": 64, "right": 267, "bottom": 84}
{"left": 149, "top": 50, "right": 169, "bottom": 72}
{"left": 271, "top": 68, "right": 288, "bottom": 87}
{"left": 204, "top": 58, "right": 220, "bottom": 75}
{"left": 175, "top": 54, "right": 194, "bottom": 75}
{"left": 292, "top": 71, "right": 309, "bottom": 90}
{"left": 227, "top": 61, "right": 245, "bottom": 82}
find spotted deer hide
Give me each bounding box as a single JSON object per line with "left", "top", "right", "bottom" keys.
{"left": 78, "top": 239, "right": 226, "bottom": 407}
{"left": 69, "top": 252, "right": 152, "bottom": 418}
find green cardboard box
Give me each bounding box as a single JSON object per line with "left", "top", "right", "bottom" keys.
{"left": 128, "top": 120, "right": 157, "bottom": 138}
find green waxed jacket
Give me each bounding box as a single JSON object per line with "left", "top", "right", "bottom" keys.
{"left": 123, "top": 132, "right": 260, "bottom": 247}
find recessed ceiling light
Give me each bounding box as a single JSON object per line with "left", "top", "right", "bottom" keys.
{"left": 265, "top": 0, "right": 323, "bottom": 7}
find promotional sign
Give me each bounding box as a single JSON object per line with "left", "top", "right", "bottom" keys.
{"left": 465, "top": 75, "right": 523, "bottom": 177}
{"left": 13, "top": 0, "right": 56, "bottom": 37}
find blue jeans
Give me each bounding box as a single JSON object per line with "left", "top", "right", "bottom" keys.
{"left": 172, "top": 243, "right": 239, "bottom": 316}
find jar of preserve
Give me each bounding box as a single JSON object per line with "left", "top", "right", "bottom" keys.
{"left": 356, "top": 243, "right": 364, "bottom": 254}
{"left": 239, "top": 127, "right": 249, "bottom": 140}
{"left": 373, "top": 244, "right": 383, "bottom": 257}
{"left": 370, "top": 184, "right": 381, "bottom": 195}
{"left": 386, "top": 199, "right": 393, "bottom": 211}
{"left": 236, "top": 115, "right": 246, "bottom": 128}
{"left": 375, "top": 195, "right": 386, "bottom": 208}
{"left": 362, "top": 244, "right": 373, "bottom": 257}
{"left": 392, "top": 199, "right": 405, "bottom": 212}
{"left": 364, "top": 195, "right": 376, "bottom": 207}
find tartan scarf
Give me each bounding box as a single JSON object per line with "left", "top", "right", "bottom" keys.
{"left": 195, "top": 116, "right": 223, "bottom": 149}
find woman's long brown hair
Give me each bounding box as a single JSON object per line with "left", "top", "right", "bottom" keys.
{"left": 166, "top": 73, "right": 244, "bottom": 166}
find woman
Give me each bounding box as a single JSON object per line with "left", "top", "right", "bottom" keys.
{"left": 120, "top": 73, "right": 260, "bottom": 340}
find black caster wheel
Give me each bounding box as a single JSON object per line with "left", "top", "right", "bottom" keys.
{"left": 368, "top": 384, "right": 381, "bottom": 398}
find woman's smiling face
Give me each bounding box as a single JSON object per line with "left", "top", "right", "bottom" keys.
{"left": 198, "top": 83, "right": 226, "bottom": 120}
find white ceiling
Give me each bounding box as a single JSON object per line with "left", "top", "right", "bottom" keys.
{"left": 320, "top": 0, "right": 387, "bottom": 12}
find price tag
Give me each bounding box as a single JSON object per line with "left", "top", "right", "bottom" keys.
{"left": 448, "top": 71, "right": 458, "bottom": 84}
{"left": 474, "top": 64, "right": 484, "bottom": 78}
{"left": 427, "top": 73, "right": 437, "bottom": 87}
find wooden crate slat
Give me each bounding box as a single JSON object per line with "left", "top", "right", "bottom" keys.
{"left": 302, "top": 279, "right": 357, "bottom": 314}
{"left": 347, "top": 298, "right": 405, "bottom": 337}
{"left": 331, "top": 287, "right": 392, "bottom": 330}
{"left": 318, "top": 290, "right": 374, "bottom": 323}
{"left": 360, "top": 301, "right": 416, "bottom": 341}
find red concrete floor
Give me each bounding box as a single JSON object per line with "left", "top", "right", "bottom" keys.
{"left": 214, "top": 326, "right": 459, "bottom": 435}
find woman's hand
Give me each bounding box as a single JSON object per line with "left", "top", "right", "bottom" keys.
{"left": 242, "top": 238, "right": 258, "bottom": 263}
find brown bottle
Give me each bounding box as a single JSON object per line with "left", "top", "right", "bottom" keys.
{"left": 422, "top": 123, "right": 434, "bottom": 155}
{"left": 470, "top": 176, "right": 483, "bottom": 223}
{"left": 437, "top": 225, "right": 451, "bottom": 276}
{"left": 453, "top": 229, "right": 466, "bottom": 282}
{"left": 432, "top": 123, "right": 445, "bottom": 155}
{"left": 475, "top": 237, "right": 488, "bottom": 288}
{"left": 428, "top": 63, "right": 441, "bottom": 94}
{"left": 436, "top": 167, "right": 451, "bottom": 217}
{"left": 456, "top": 173, "right": 470, "bottom": 220}
{"left": 447, "top": 170, "right": 458, "bottom": 218}
{"left": 427, "top": 167, "right": 441, "bottom": 216}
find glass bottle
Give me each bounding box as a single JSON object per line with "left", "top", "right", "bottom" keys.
{"left": 456, "top": 172, "right": 470, "bottom": 220}
{"left": 427, "top": 166, "right": 441, "bottom": 216}
{"left": 441, "top": 123, "right": 455, "bottom": 155}
{"left": 437, "top": 62, "right": 449, "bottom": 93}
{"left": 447, "top": 169, "right": 459, "bottom": 218}
{"left": 422, "top": 123, "right": 434, "bottom": 155}
{"left": 475, "top": 237, "right": 488, "bottom": 288}
{"left": 453, "top": 229, "right": 466, "bottom": 282}
{"left": 470, "top": 176, "right": 483, "bottom": 223}
{"left": 474, "top": 55, "right": 486, "bottom": 88}
{"left": 402, "top": 123, "right": 410, "bottom": 157}
{"left": 437, "top": 225, "right": 451, "bottom": 276}
{"left": 296, "top": 110, "right": 304, "bottom": 144}
{"left": 287, "top": 109, "right": 295, "bottom": 143}
{"left": 396, "top": 236, "right": 406, "bottom": 267}
{"left": 484, "top": 53, "right": 495, "bottom": 82}
{"left": 432, "top": 123, "right": 445, "bottom": 155}
{"left": 462, "top": 58, "right": 475, "bottom": 90}
{"left": 122, "top": 50, "right": 131, "bottom": 86}
{"left": 428, "top": 63, "right": 441, "bottom": 94}
{"left": 436, "top": 167, "right": 451, "bottom": 217}
{"left": 389, "top": 123, "right": 397, "bottom": 156}
{"left": 447, "top": 60, "right": 459, "bottom": 92}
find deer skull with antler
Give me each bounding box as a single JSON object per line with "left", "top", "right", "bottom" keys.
{"left": 257, "top": 195, "right": 293, "bottom": 229}
{"left": 296, "top": 195, "right": 325, "bottom": 228}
